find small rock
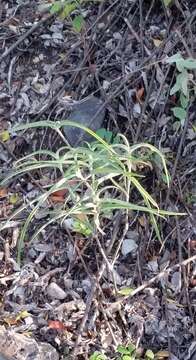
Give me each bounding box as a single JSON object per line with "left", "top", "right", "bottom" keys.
{"left": 101, "top": 331, "right": 113, "bottom": 348}
{"left": 159, "top": 249, "right": 171, "bottom": 269}
{"left": 171, "top": 271, "right": 181, "bottom": 293}
{"left": 97, "top": 22, "right": 105, "bottom": 30}
{"left": 64, "top": 276, "right": 73, "bottom": 289}
{"left": 82, "top": 278, "right": 91, "bottom": 295}
{"left": 63, "top": 96, "right": 105, "bottom": 146}
{"left": 62, "top": 218, "right": 74, "bottom": 231}
{"left": 102, "top": 80, "right": 110, "bottom": 90}
{"left": 33, "top": 243, "right": 53, "bottom": 253}
{"left": 121, "top": 238, "right": 138, "bottom": 256}
{"left": 50, "top": 23, "right": 63, "bottom": 33}
{"left": 52, "top": 32, "right": 64, "bottom": 40}
{"left": 0, "top": 326, "right": 59, "bottom": 360}
{"left": 147, "top": 259, "right": 158, "bottom": 272}
{"left": 128, "top": 60, "right": 136, "bottom": 72}
{"left": 27, "top": 247, "right": 37, "bottom": 259}
{"left": 113, "top": 32, "right": 122, "bottom": 40}
{"left": 105, "top": 39, "right": 113, "bottom": 50}
{"left": 66, "top": 242, "right": 75, "bottom": 262}
{"left": 47, "top": 282, "right": 67, "bottom": 300}
{"left": 133, "top": 102, "right": 141, "bottom": 115}
{"left": 126, "top": 230, "right": 139, "bottom": 241}
{"left": 105, "top": 268, "right": 122, "bottom": 285}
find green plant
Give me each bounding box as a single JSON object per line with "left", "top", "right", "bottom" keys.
{"left": 117, "top": 344, "right": 136, "bottom": 360}
{"left": 0, "top": 120, "right": 185, "bottom": 264}
{"left": 165, "top": 53, "right": 196, "bottom": 126}
{"left": 117, "top": 344, "right": 154, "bottom": 360}
{"left": 89, "top": 345, "right": 156, "bottom": 360}
{"left": 163, "top": 0, "right": 173, "bottom": 6}
{"left": 90, "top": 351, "right": 107, "bottom": 360}
{"left": 72, "top": 218, "right": 92, "bottom": 236}
{"left": 50, "top": 0, "right": 85, "bottom": 32}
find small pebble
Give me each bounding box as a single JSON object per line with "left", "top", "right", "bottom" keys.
{"left": 47, "top": 282, "right": 67, "bottom": 300}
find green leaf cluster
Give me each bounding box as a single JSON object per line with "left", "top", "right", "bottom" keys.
{"left": 89, "top": 345, "right": 154, "bottom": 360}
{"left": 117, "top": 344, "right": 154, "bottom": 360}
{"left": 166, "top": 53, "right": 196, "bottom": 125}
{"left": 50, "top": 0, "right": 85, "bottom": 32}
{"left": 90, "top": 351, "right": 107, "bottom": 360}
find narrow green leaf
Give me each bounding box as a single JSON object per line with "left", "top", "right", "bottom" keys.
{"left": 145, "top": 198, "right": 162, "bottom": 244}
{"left": 12, "top": 120, "right": 114, "bottom": 154}
{"left": 128, "top": 175, "right": 158, "bottom": 209}
{"left": 72, "top": 14, "right": 84, "bottom": 32}
{"left": 100, "top": 198, "right": 186, "bottom": 216}
{"left": 17, "top": 177, "right": 70, "bottom": 264}
{"left": 128, "top": 143, "right": 170, "bottom": 187}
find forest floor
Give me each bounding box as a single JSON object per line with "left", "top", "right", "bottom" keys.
{"left": 0, "top": 0, "right": 196, "bottom": 359}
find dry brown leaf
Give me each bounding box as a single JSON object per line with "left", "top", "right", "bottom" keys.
{"left": 155, "top": 350, "right": 170, "bottom": 359}
{"left": 75, "top": 213, "right": 88, "bottom": 222}
{"left": 0, "top": 188, "right": 8, "bottom": 198}
{"left": 50, "top": 179, "right": 79, "bottom": 202}
{"left": 50, "top": 195, "right": 65, "bottom": 203}
{"left": 136, "top": 87, "right": 144, "bottom": 102}
{"left": 153, "top": 38, "right": 163, "bottom": 47}
{"left": 48, "top": 320, "right": 66, "bottom": 330}
{"left": 190, "top": 240, "right": 196, "bottom": 250}
{"left": 52, "top": 189, "right": 68, "bottom": 197}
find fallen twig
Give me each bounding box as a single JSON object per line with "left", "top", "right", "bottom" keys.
{"left": 0, "top": 13, "right": 53, "bottom": 62}
{"left": 107, "top": 254, "right": 196, "bottom": 308}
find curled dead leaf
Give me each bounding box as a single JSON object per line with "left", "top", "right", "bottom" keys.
{"left": 155, "top": 350, "right": 170, "bottom": 359}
